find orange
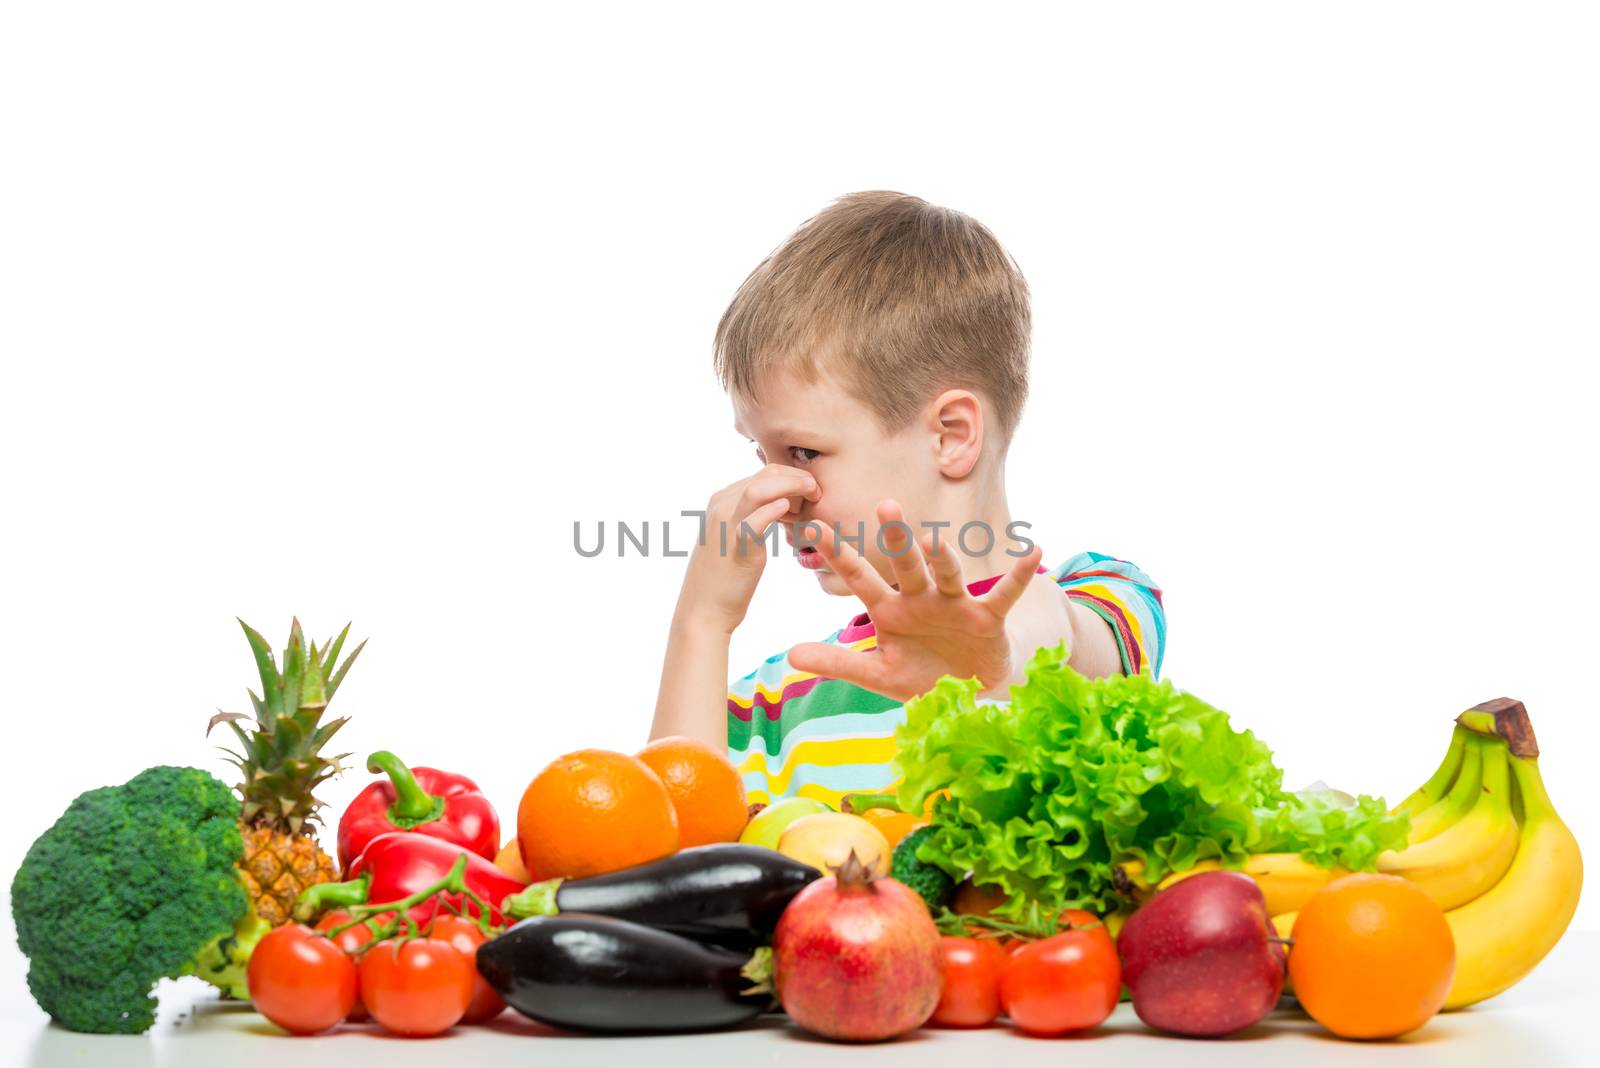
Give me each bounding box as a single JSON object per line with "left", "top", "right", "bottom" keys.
{"left": 1289, "top": 873, "right": 1455, "bottom": 1040}
{"left": 517, "top": 748, "right": 679, "bottom": 880}
{"left": 636, "top": 736, "right": 750, "bottom": 848}
{"left": 493, "top": 839, "right": 530, "bottom": 882}
{"left": 952, "top": 880, "right": 1011, "bottom": 917}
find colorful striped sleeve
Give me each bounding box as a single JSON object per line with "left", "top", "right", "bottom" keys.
{"left": 1050, "top": 551, "right": 1166, "bottom": 678}
{"left": 725, "top": 621, "right": 904, "bottom": 808}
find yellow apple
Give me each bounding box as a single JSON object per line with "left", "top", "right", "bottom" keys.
{"left": 777, "top": 812, "right": 892, "bottom": 877}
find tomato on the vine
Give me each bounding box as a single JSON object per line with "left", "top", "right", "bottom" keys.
{"left": 1000, "top": 919, "right": 1121, "bottom": 1036}
{"left": 931, "top": 936, "right": 1008, "bottom": 1027}
{"left": 358, "top": 937, "right": 475, "bottom": 1036}
{"left": 315, "top": 910, "right": 376, "bottom": 1021}
{"left": 428, "top": 914, "right": 506, "bottom": 1024}
{"left": 1053, "top": 909, "right": 1115, "bottom": 955}
{"left": 247, "top": 923, "right": 358, "bottom": 1035}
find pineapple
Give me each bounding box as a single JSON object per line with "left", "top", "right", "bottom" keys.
{"left": 208, "top": 618, "right": 364, "bottom": 926}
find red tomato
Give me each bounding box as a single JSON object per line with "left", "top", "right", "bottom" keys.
{"left": 427, "top": 915, "right": 506, "bottom": 1024}
{"left": 247, "top": 923, "right": 358, "bottom": 1035}
{"left": 1000, "top": 924, "right": 1122, "bottom": 1036}
{"left": 931, "top": 936, "right": 1008, "bottom": 1028}
{"left": 358, "top": 937, "right": 475, "bottom": 1036}
{"left": 315, "top": 910, "right": 375, "bottom": 1022}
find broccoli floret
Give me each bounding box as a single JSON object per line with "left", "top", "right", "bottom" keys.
{"left": 11, "top": 766, "right": 264, "bottom": 1033}
{"left": 892, "top": 825, "right": 955, "bottom": 912}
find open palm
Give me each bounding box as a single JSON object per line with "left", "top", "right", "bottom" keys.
{"left": 786, "top": 501, "right": 1043, "bottom": 702}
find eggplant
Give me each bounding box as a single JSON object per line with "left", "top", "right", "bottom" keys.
{"left": 477, "top": 914, "right": 771, "bottom": 1033}
{"left": 503, "top": 843, "right": 818, "bottom": 944}
{"left": 643, "top": 921, "right": 772, "bottom": 952}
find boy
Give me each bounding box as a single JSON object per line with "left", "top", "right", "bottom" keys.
{"left": 650, "top": 192, "right": 1164, "bottom": 807}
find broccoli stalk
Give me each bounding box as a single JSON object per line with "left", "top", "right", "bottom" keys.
{"left": 11, "top": 766, "right": 261, "bottom": 1033}
{"left": 191, "top": 907, "right": 271, "bottom": 1001}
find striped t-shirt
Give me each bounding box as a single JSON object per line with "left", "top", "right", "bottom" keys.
{"left": 727, "top": 551, "right": 1166, "bottom": 807}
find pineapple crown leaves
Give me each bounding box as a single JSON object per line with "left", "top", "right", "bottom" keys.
{"left": 237, "top": 617, "right": 365, "bottom": 717}
{"left": 207, "top": 617, "right": 365, "bottom": 832}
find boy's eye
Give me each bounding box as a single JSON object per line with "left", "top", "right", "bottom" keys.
{"left": 750, "top": 443, "right": 818, "bottom": 466}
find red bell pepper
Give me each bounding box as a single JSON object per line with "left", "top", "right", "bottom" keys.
{"left": 301, "top": 832, "right": 527, "bottom": 927}
{"left": 336, "top": 750, "right": 500, "bottom": 871}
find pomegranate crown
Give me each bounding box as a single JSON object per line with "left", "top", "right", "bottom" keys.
{"left": 828, "top": 849, "right": 881, "bottom": 889}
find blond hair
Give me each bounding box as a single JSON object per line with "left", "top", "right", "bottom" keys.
{"left": 714, "top": 191, "right": 1031, "bottom": 447}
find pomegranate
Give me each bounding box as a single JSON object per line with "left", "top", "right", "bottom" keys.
{"left": 772, "top": 850, "right": 944, "bottom": 1041}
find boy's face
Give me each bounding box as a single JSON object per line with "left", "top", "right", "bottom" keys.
{"left": 731, "top": 367, "right": 943, "bottom": 598}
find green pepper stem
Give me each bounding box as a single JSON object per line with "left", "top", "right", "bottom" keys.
{"left": 294, "top": 873, "right": 373, "bottom": 922}
{"left": 367, "top": 750, "right": 447, "bottom": 827}
{"left": 839, "top": 792, "right": 901, "bottom": 815}
{"left": 501, "top": 878, "right": 563, "bottom": 920}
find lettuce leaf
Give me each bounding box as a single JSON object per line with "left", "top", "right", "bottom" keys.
{"left": 893, "top": 643, "right": 1409, "bottom": 915}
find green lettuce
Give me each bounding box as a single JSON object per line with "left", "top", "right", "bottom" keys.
{"left": 893, "top": 643, "right": 1409, "bottom": 915}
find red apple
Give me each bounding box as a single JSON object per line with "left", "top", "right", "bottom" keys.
{"left": 1116, "top": 870, "right": 1285, "bottom": 1037}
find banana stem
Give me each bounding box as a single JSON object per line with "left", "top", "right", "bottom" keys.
{"left": 1456, "top": 698, "right": 1539, "bottom": 757}
{"left": 1112, "top": 860, "right": 1150, "bottom": 894}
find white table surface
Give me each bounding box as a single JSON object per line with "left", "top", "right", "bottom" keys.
{"left": 8, "top": 931, "right": 1597, "bottom": 1067}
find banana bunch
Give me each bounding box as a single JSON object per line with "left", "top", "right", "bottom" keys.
{"left": 1116, "top": 698, "right": 1582, "bottom": 1009}
{"left": 1391, "top": 697, "right": 1582, "bottom": 1008}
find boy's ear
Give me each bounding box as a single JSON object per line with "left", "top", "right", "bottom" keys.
{"left": 928, "top": 389, "right": 984, "bottom": 479}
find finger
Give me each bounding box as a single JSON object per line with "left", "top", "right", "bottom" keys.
{"left": 876, "top": 500, "right": 930, "bottom": 595}
{"left": 733, "top": 497, "right": 792, "bottom": 558}
{"left": 978, "top": 542, "right": 1044, "bottom": 616}
{"left": 813, "top": 522, "right": 893, "bottom": 608}
{"left": 742, "top": 466, "right": 822, "bottom": 511}
{"left": 733, "top": 477, "right": 819, "bottom": 527}
{"left": 743, "top": 495, "right": 793, "bottom": 532}
{"left": 717, "top": 464, "right": 817, "bottom": 508}
{"left": 923, "top": 530, "right": 968, "bottom": 597}
{"left": 788, "top": 641, "right": 898, "bottom": 697}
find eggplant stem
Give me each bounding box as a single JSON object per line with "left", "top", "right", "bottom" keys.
{"left": 739, "top": 946, "right": 774, "bottom": 997}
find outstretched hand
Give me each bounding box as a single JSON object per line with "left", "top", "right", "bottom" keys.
{"left": 786, "top": 500, "right": 1044, "bottom": 702}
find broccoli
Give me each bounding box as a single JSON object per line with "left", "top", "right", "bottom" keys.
{"left": 892, "top": 825, "right": 955, "bottom": 912}
{"left": 11, "top": 765, "right": 267, "bottom": 1033}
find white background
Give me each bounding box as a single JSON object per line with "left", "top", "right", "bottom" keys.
{"left": 2, "top": 0, "right": 1596, "bottom": 1030}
